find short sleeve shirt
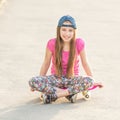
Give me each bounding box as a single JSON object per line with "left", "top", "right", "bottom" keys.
{"left": 47, "top": 38, "right": 85, "bottom": 75}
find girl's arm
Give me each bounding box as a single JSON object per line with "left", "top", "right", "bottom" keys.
{"left": 80, "top": 49, "right": 93, "bottom": 77}
{"left": 80, "top": 49, "right": 103, "bottom": 88}
{"left": 39, "top": 48, "right": 52, "bottom": 76}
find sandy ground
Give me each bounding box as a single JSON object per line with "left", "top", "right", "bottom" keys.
{"left": 0, "top": 0, "right": 120, "bottom": 120}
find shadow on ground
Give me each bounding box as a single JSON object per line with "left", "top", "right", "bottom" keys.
{"left": 0, "top": 97, "right": 86, "bottom": 120}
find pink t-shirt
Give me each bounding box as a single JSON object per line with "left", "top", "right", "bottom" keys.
{"left": 47, "top": 38, "right": 85, "bottom": 76}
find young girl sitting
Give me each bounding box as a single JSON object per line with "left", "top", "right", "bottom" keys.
{"left": 29, "top": 15, "right": 103, "bottom": 104}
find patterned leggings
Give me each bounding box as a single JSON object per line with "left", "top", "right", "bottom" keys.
{"left": 29, "top": 75, "right": 94, "bottom": 95}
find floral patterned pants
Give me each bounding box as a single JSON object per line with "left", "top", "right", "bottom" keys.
{"left": 29, "top": 75, "right": 94, "bottom": 95}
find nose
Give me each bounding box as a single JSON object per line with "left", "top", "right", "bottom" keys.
{"left": 65, "top": 31, "right": 70, "bottom": 36}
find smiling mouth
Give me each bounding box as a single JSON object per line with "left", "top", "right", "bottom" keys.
{"left": 63, "top": 36, "right": 71, "bottom": 39}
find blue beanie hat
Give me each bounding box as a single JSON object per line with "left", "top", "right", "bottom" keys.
{"left": 57, "top": 15, "right": 77, "bottom": 29}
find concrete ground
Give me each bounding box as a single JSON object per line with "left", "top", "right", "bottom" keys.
{"left": 0, "top": 0, "right": 120, "bottom": 120}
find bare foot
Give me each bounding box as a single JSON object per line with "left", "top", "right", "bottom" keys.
{"left": 56, "top": 89, "right": 70, "bottom": 98}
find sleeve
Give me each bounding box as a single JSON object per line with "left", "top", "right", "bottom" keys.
{"left": 77, "top": 38, "right": 85, "bottom": 54}
{"left": 46, "top": 39, "right": 55, "bottom": 53}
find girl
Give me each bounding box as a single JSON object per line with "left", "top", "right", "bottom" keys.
{"left": 29, "top": 15, "right": 103, "bottom": 104}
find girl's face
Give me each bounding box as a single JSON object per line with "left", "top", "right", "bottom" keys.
{"left": 60, "top": 21, "right": 75, "bottom": 42}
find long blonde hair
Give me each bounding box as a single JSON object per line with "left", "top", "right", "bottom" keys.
{"left": 55, "top": 27, "right": 76, "bottom": 78}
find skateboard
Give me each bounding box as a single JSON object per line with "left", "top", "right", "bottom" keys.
{"left": 40, "top": 83, "right": 103, "bottom": 103}
{"left": 82, "top": 83, "right": 103, "bottom": 100}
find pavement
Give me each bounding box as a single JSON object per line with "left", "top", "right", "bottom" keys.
{"left": 0, "top": 0, "right": 120, "bottom": 120}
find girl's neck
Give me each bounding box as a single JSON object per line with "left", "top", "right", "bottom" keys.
{"left": 63, "top": 42, "right": 70, "bottom": 51}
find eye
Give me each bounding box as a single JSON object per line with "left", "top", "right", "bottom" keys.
{"left": 69, "top": 29, "right": 74, "bottom": 32}
{"left": 61, "top": 28, "right": 66, "bottom": 31}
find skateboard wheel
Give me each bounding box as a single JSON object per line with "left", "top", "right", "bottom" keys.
{"left": 82, "top": 91, "right": 91, "bottom": 101}
{"left": 85, "top": 94, "right": 89, "bottom": 98}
